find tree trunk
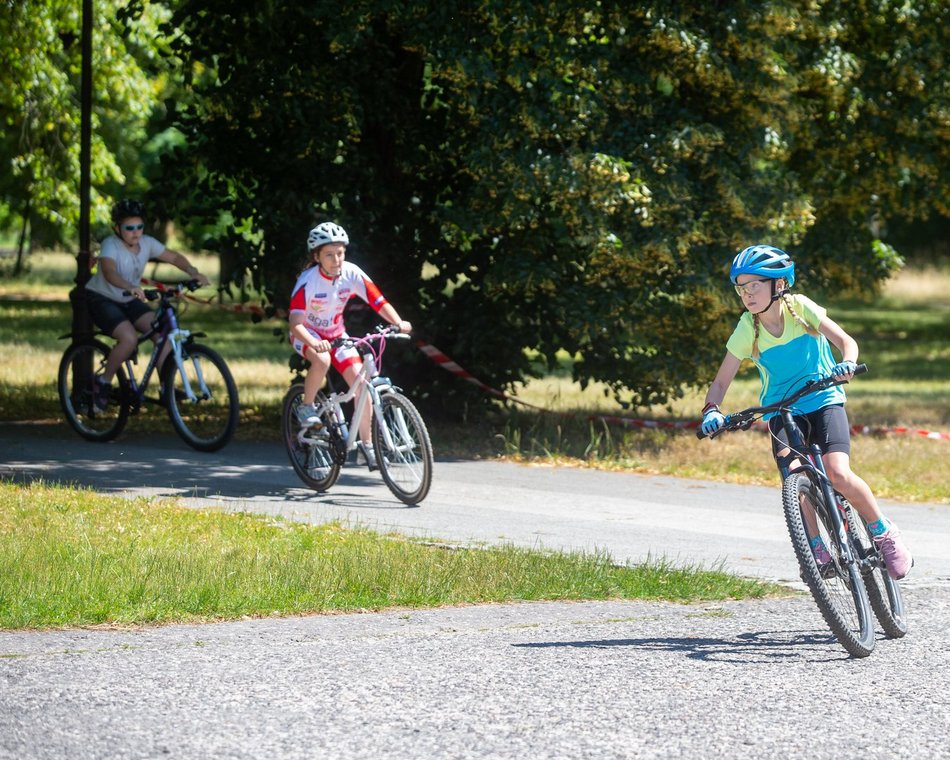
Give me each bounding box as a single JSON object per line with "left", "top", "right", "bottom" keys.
{"left": 14, "top": 197, "right": 31, "bottom": 276}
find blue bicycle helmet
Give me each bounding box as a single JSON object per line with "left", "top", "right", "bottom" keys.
{"left": 730, "top": 244, "right": 795, "bottom": 288}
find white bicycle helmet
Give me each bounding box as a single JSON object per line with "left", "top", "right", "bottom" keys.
{"left": 307, "top": 222, "right": 349, "bottom": 250}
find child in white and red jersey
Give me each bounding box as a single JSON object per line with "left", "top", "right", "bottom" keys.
{"left": 288, "top": 222, "right": 411, "bottom": 469}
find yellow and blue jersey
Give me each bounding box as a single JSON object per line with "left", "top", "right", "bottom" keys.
{"left": 726, "top": 294, "right": 846, "bottom": 417}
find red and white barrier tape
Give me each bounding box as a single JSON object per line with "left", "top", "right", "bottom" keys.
{"left": 144, "top": 281, "right": 948, "bottom": 442}
{"left": 413, "top": 340, "right": 949, "bottom": 442}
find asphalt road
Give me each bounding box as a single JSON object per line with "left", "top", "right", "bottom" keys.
{"left": 1, "top": 423, "right": 949, "bottom": 758}
{"left": 1, "top": 423, "right": 947, "bottom": 587}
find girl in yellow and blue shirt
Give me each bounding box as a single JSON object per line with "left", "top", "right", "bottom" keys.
{"left": 700, "top": 245, "right": 912, "bottom": 580}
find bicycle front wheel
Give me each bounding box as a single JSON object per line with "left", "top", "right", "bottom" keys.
{"left": 372, "top": 391, "right": 433, "bottom": 505}
{"left": 57, "top": 339, "right": 130, "bottom": 442}
{"left": 281, "top": 383, "right": 341, "bottom": 492}
{"left": 782, "top": 472, "right": 875, "bottom": 658}
{"left": 846, "top": 499, "right": 908, "bottom": 639}
{"left": 161, "top": 343, "right": 239, "bottom": 452}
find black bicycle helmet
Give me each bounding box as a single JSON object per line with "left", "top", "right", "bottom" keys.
{"left": 111, "top": 199, "right": 147, "bottom": 225}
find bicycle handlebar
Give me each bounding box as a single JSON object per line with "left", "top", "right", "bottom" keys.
{"left": 123, "top": 280, "right": 202, "bottom": 301}
{"left": 696, "top": 363, "right": 868, "bottom": 440}
{"left": 330, "top": 324, "right": 409, "bottom": 351}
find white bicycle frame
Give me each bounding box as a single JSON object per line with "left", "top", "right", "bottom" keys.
{"left": 300, "top": 335, "right": 410, "bottom": 457}
{"left": 166, "top": 329, "right": 209, "bottom": 403}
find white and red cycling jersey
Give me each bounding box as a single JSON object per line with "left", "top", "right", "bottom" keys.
{"left": 288, "top": 261, "right": 388, "bottom": 341}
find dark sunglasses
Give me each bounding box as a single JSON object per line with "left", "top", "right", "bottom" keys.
{"left": 121, "top": 223, "right": 145, "bottom": 231}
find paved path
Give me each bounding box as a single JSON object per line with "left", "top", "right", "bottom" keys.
{"left": 1, "top": 423, "right": 948, "bottom": 588}
{"left": 1, "top": 423, "right": 949, "bottom": 758}
{"left": 2, "top": 592, "right": 949, "bottom": 759}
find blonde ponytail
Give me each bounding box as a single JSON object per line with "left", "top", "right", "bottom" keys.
{"left": 751, "top": 314, "right": 761, "bottom": 359}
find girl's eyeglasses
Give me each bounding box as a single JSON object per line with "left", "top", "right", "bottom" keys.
{"left": 121, "top": 223, "right": 145, "bottom": 232}
{"left": 734, "top": 277, "right": 773, "bottom": 296}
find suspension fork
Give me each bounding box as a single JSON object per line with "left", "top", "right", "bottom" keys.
{"left": 780, "top": 410, "right": 855, "bottom": 564}
{"left": 809, "top": 445, "right": 857, "bottom": 563}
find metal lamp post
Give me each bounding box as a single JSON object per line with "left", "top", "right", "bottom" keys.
{"left": 70, "top": 0, "right": 93, "bottom": 338}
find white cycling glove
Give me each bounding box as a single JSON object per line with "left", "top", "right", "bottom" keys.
{"left": 701, "top": 407, "right": 725, "bottom": 437}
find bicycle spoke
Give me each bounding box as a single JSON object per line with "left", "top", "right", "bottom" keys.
{"left": 58, "top": 340, "right": 129, "bottom": 442}
{"left": 783, "top": 473, "right": 875, "bottom": 657}
{"left": 846, "top": 500, "right": 908, "bottom": 638}
{"left": 162, "top": 344, "right": 238, "bottom": 452}
{"left": 281, "top": 384, "right": 341, "bottom": 491}
{"left": 373, "top": 391, "right": 433, "bottom": 505}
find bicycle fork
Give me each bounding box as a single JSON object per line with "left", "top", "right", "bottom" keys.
{"left": 779, "top": 410, "right": 857, "bottom": 569}
{"left": 167, "top": 330, "right": 209, "bottom": 403}
{"left": 801, "top": 447, "right": 858, "bottom": 569}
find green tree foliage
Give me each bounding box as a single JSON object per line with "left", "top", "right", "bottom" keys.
{"left": 786, "top": 0, "right": 948, "bottom": 288}
{"left": 159, "top": 1, "right": 946, "bottom": 410}
{"left": 0, "top": 0, "right": 173, "bottom": 248}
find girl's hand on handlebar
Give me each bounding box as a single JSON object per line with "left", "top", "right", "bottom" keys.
{"left": 129, "top": 287, "right": 147, "bottom": 302}
{"left": 701, "top": 408, "right": 725, "bottom": 437}
{"left": 396, "top": 320, "right": 412, "bottom": 334}
{"left": 309, "top": 339, "right": 332, "bottom": 354}
{"left": 831, "top": 360, "right": 857, "bottom": 380}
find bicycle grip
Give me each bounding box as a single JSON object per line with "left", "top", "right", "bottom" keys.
{"left": 854, "top": 363, "right": 868, "bottom": 376}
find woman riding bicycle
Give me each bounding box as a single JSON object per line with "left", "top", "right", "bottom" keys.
{"left": 699, "top": 244, "right": 912, "bottom": 580}
{"left": 84, "top": 199, "right": 210, "bottom": 409}
{"left": 288, "top": 221, "right": 412, "bottom": 470}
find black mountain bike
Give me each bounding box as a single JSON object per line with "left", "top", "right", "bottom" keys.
{"left": 698, "top": 364, "right": 907, "bottom": 657}
{"left": 58, "top": 281, "right": 239, "bottom": 452}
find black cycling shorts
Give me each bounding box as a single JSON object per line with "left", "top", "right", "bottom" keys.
{"left": 87, "top": 290, "right": 152, "bottom": 336}
{"left": 768, "top": 403, "right": 852, "bottom": 459}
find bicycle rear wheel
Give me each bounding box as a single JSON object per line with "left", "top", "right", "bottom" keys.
{"left": 372, "top": 391, "right": 433, "bottom": 505}
{"left": 281, "top": 383, "right": 341, "bottom": 492}
{"left": 161, "top": 343, "right": 239, "bottom": 452}
{"left": 782, "top": 472, "right": 875, "bottom": 658}
{"left": 845, "top": 499, "right": 908, "bottom": 639}
{"left": 57, "top": 339, "right": 130, "bottom": 442}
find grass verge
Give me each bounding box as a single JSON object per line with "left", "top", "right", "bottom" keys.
{"left": 0, "top": 480, "right": 783, "bottom": 630}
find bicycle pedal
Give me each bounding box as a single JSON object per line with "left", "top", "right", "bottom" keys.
{"left": 818, "top": 561, "right": 837, "bottom": 579}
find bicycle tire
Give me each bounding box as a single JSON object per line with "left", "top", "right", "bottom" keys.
{"left": 845, "top": 499, "right": 908, "bottom": 639}
{"left": 372, "top": 390, "right": 433, "bottom": 505}
{"left": 782, "top": 472, "right": 875, "bottom": 657}
{"left": 57, "top": 339, "right": 130, "bottom": 442}
{"left": 161, "top": 343, "right": 239, "bottom": 452}
{"left": 281, "top": 383, "right": 341, "bottom": 492}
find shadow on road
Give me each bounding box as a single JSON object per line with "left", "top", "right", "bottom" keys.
{"left": 513, "top": 629, "right": 852, "bottom": 662}
{"left": 0, "top": 422, "right": 419, "bottom": 511}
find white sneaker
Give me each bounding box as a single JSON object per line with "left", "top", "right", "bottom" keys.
{"left": 357, "top": 441, "right": 378, "bottom": 471}
{"left": 295, "top": 403, "right": 322, "bottom": 428}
